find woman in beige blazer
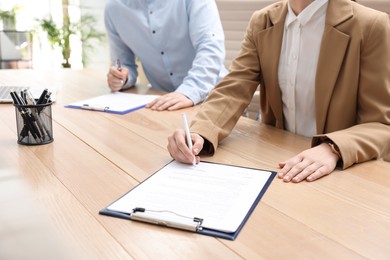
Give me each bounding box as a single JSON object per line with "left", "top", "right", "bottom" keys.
{"left": 167, "top": 0, "right": 390, "bottom": 183}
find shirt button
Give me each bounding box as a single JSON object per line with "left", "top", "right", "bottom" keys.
{"left": 161, "top": 51, "right": 164, "bottom": 55}
{"left": 152, "top": 30, "right": 156, "bottom": 34}
{"left": 149, "top": 11, "right": 153, "bottom": 14}
{"left": 170, "top": 73, "right": 173, "bottom": 76}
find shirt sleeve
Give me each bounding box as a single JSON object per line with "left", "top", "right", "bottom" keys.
{"left": 104, "top": 2, "right": 138, "bottom": 88}
{"left": 174, "top": 0, "right": 228, "bottom": 105}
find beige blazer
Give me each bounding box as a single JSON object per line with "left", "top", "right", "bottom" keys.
{"left": 191, "top": 0, "right": 390, "bottom": 169}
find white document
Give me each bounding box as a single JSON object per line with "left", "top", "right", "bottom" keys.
{"left": 66, "top": 92, "right": 160, "bottom": 114}
{"left": 107, "top": 161, "right": 274, "bottom": 233}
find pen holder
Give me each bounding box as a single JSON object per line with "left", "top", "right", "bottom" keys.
{"left": 14, "top": 102, "right": 54, "bottom": 145}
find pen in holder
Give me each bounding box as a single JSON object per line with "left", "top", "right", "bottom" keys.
{"left": 13, "top": 101, "right": 54, "bottom": 145}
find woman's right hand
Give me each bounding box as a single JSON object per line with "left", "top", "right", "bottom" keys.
{"left": 167, "top": 129, "right": 204, "bottom": 165}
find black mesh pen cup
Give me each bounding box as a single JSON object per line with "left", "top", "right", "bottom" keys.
{"left": 14, "top": 102, "right": 54, "bottom": 145}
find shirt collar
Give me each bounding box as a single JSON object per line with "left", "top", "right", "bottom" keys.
{"left": 286, "top": 0, "right": 328, "bottom": 28}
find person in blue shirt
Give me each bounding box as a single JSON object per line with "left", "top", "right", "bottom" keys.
{"left": 105, "top": 0, "right": 228, "bottom": 111}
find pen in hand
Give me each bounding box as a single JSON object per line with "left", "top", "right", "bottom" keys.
{"left": 115, "top": 58, "right": 124, "bottom": 85}
{"left": 116, "top": 58, "right": 122, "bottom": 71}
{"left": 181, "top": 112, "right": 196, "bottom": 166}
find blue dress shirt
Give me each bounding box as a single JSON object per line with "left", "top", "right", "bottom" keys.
{"left": 104, "top": 0, "right": 228, "bottom": 104}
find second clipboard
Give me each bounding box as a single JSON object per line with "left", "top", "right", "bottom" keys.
{"left": 65, "top": 92, "right": 160, "bottom": 114}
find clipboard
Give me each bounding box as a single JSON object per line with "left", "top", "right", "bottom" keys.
{"left": 65, "top": 92, "right": 160, "bottom": 114}
{"left": 99, "top": 161, "right": 276, "bottom": 240}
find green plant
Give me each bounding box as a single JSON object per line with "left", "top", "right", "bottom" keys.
{"left": 0, "top": 5, "right": 22, "bottom": 30}
{"left": 35, "top": 13, "right": 104, "bottom": 68}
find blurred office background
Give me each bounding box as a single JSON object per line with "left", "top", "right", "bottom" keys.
{"left": 1, "top": 0, "right": 388, "bottom": 72}
{"left": 0, "top": 0, "right": 108, "bottom": 71}
{"left": 0, "top": 0, "right": 280, "bottom": 73}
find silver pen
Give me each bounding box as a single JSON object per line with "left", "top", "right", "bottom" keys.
{"left": 182, "top": 113, "right": 196, "bottom": 166}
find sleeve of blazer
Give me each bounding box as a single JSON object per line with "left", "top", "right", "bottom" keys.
{"left": 313, "top": 12, "right": 390, "bottom": 168}
{"left": 190, "top": 11, "right": 264, "bottom": 152}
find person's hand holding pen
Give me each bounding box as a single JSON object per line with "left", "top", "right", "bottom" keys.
{"left": 107, "top": 58, "right": 129, "bottom": 92}
{"left": 167, "top": 113, "right": 203, "bottom": 165}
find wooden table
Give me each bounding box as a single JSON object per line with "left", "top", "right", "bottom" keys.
{"left": 0, "top": 69, "right": 389, "bottom": 259}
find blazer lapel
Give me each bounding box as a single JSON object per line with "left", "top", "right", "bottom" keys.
{"left": 257, "top": 2, "right": 287, "bottom": 128}
{"left": 315, "top": 0, "right": 353, "bottom": 133}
